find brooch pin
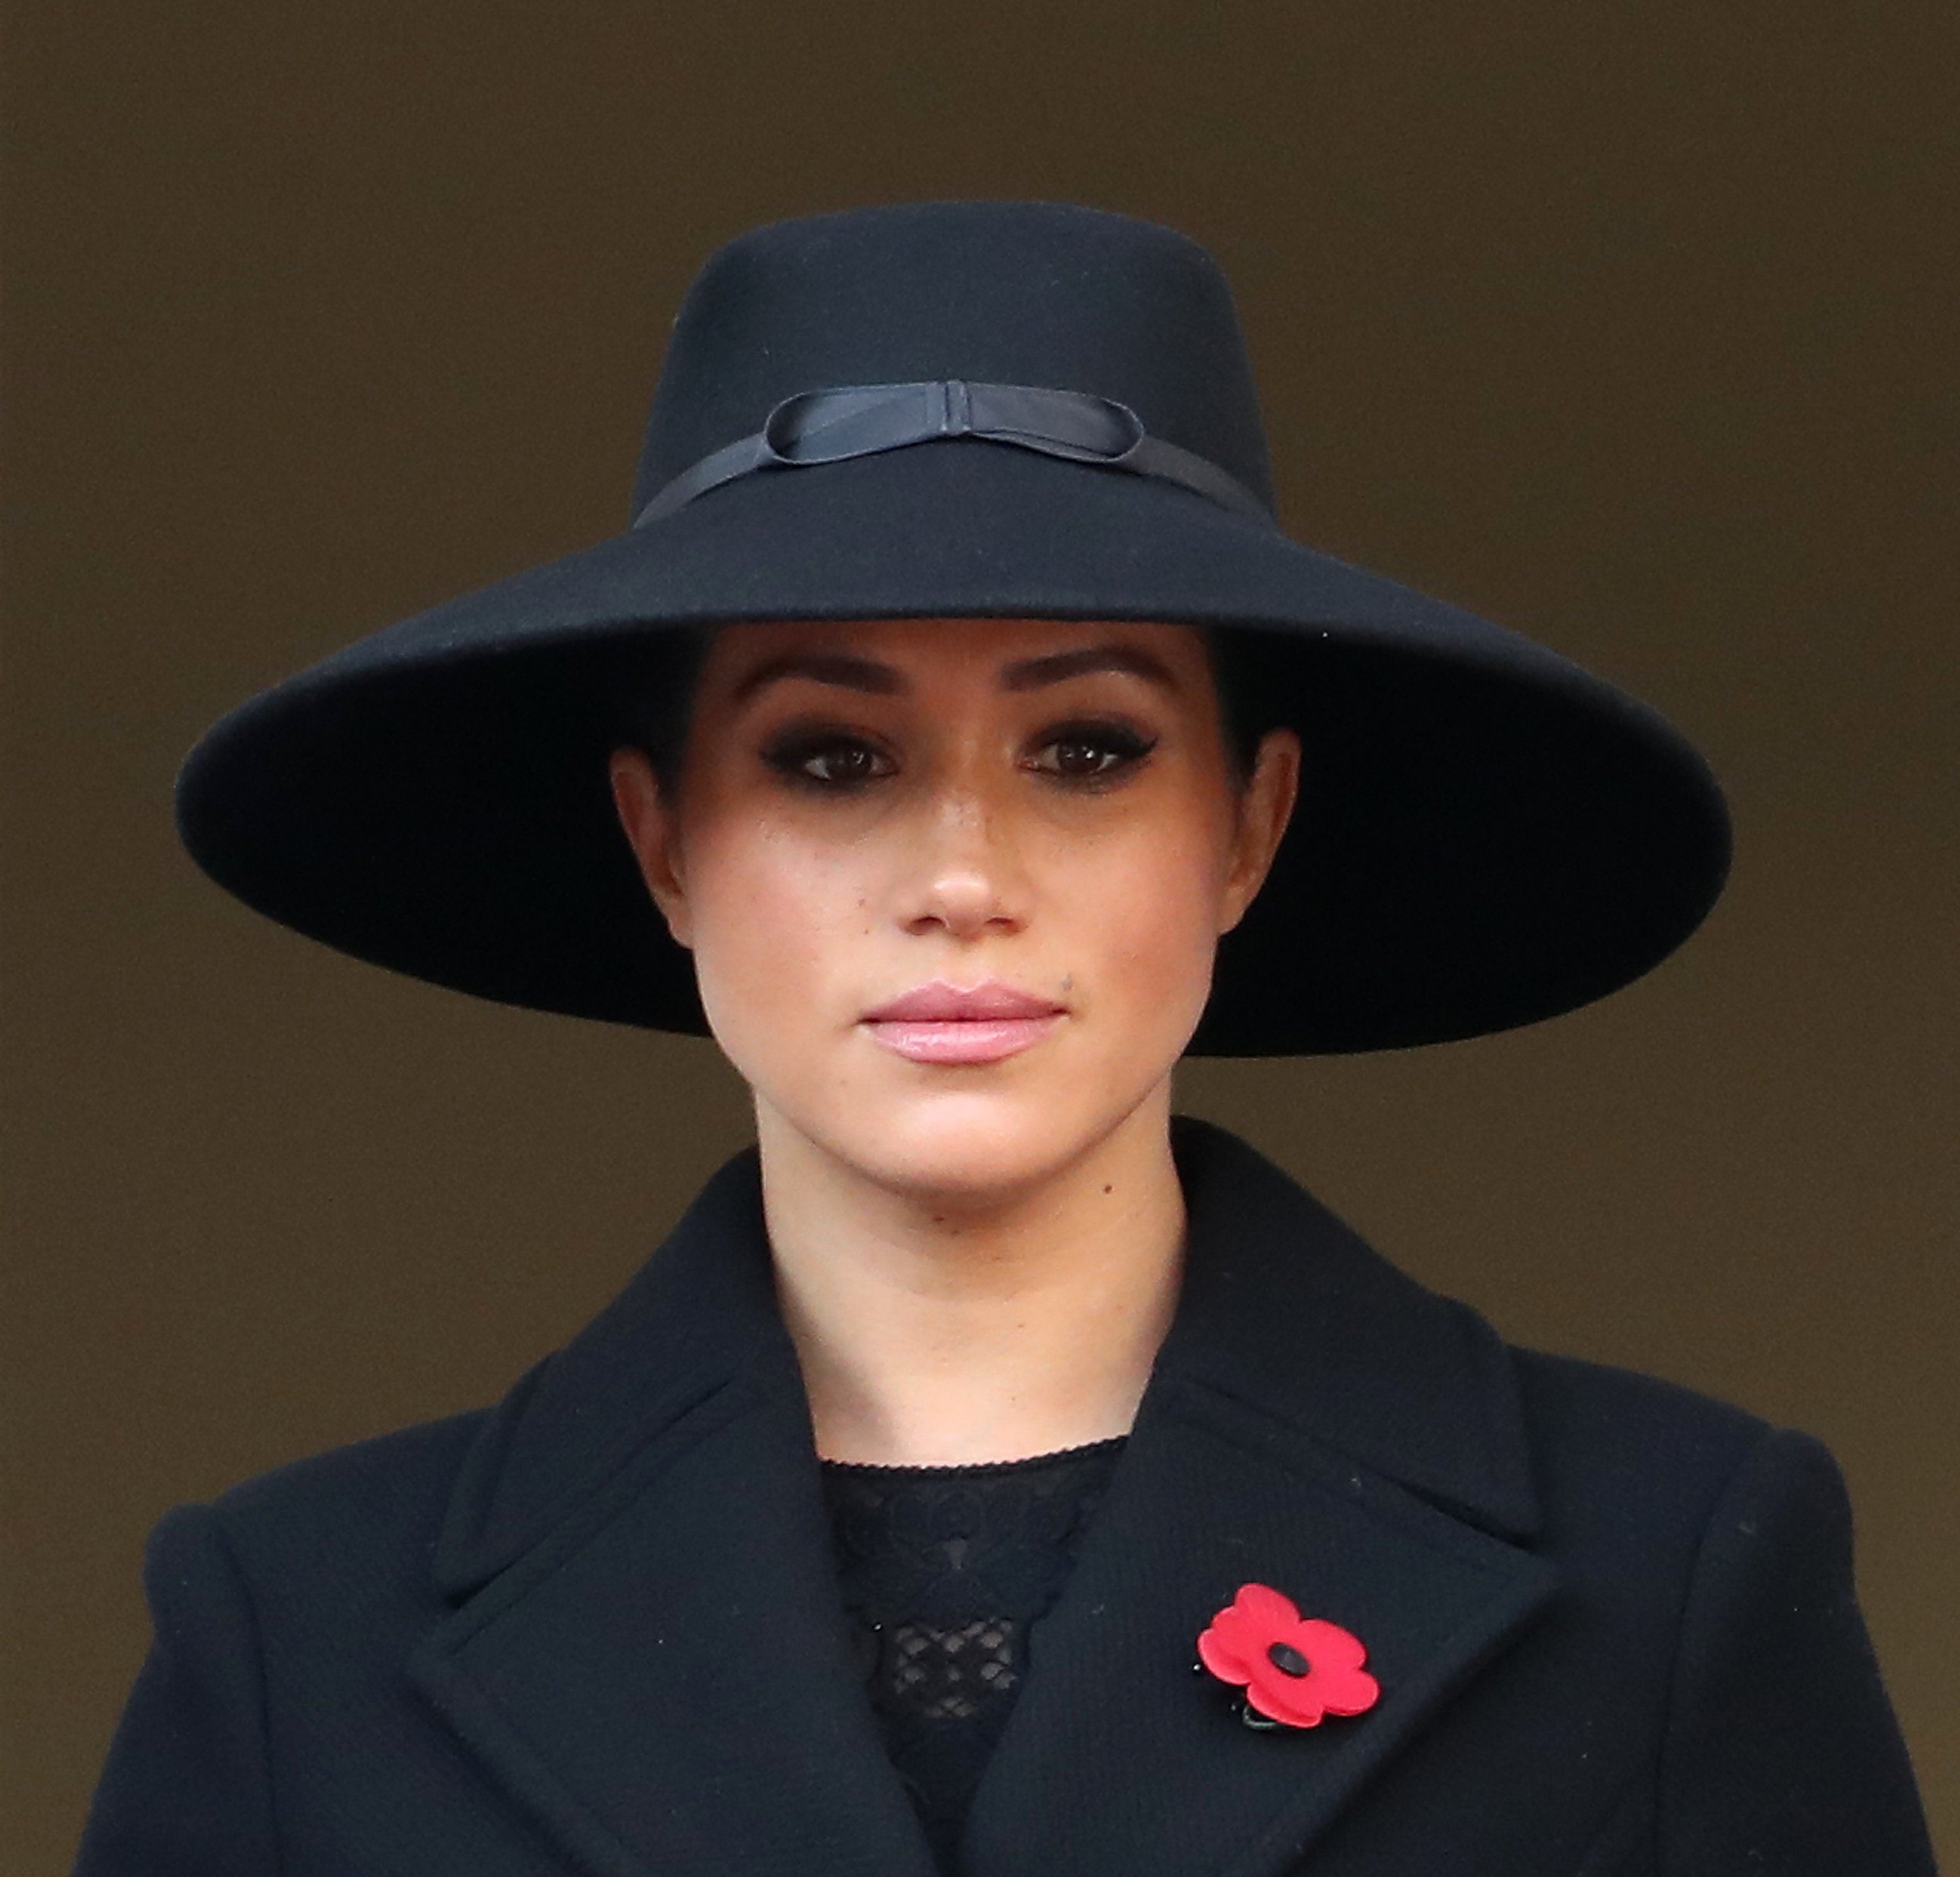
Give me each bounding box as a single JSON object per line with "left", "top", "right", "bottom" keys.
{"left": 1196, "top": 1582, "right": 1381, "bottom": 1731}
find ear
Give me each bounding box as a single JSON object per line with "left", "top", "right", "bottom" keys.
{"left": 608, "top": 747, "right": 694, "bottom": 949}
{"left": 1217, "top": 727, "right": 1301, "bottom": 936}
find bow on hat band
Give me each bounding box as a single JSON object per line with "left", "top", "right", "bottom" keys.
{"left": 632, "top": 379, "right": 1275, "bottom": 529}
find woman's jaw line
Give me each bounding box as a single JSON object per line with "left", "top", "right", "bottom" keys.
{"left": 749, "top": 1072, "right": 1179, "bottom": 1221}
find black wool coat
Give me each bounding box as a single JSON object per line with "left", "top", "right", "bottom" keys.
{"left": 77, "top": 1120, "right": 1935, "bottom": 1876}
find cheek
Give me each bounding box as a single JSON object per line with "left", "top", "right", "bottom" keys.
{"left": 1062, "top": 815, "right": 1232, "bottom": 1024}
{"left": 679, "top": 821, "right": 863, "bottom": 1055}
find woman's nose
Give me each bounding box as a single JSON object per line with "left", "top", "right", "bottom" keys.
{"left": 901, "top": 787, "right": 1027, "bottom": 941}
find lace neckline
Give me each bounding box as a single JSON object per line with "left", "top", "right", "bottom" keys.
{"left": 817, "top": 1433, "right": 1129, "bottom": 1478}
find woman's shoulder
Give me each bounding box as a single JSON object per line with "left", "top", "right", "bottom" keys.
{"left": 1511, "top": 1341, "right": 1768, "bottom": 1456}
{"left": 176, "top": 1403, "right": 491, "bottom": 1610}
{"left": 1502, "top": 1341, "right": 1850, "bottom": 1556}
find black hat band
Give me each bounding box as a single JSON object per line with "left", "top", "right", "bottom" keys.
{"left": 632, "top": 379, "right": 1275, "bottom": 529}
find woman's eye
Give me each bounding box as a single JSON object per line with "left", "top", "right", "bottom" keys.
{"left": 764, "top": 734, "right": 895, "bottom": 788}
{"left": 1029, "top": 723, "right": 1156, "bottom": 781}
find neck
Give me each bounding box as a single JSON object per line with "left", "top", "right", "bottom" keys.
{"left": 757, "top": 1089, "right": 1185, "bottom": 1467}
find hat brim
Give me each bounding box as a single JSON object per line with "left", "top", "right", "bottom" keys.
{"left": 176, "top": 442, "right": 1729, "bottom": 1054}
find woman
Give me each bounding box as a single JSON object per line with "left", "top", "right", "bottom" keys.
{"left": 78, "top": 203, "right": 1932, "bottom": 1874}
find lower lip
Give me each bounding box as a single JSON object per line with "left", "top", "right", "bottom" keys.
{"left": 864, "top": 1015, "right": 1062, "bottom": 1065}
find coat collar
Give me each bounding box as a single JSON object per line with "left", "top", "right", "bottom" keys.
{"left": 412, "top": 1119, "right": 1556, "bottom": 1877}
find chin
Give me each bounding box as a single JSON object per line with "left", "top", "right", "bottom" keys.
{"left": 785, "top": 1061, "right": 1177, "bottom": 1206}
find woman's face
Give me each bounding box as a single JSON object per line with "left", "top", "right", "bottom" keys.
{"left": 610, "top": 619, "right": 1297, "bottom": 1201}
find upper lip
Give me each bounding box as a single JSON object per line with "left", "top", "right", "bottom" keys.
{"left": 862, "top": 980, "right": 1066, "bottom": 1023}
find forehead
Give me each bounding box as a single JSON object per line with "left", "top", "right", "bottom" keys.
{"left": 698, "top": 617, "right": 1214, "bottom": 697}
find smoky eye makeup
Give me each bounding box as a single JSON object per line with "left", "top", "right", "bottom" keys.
{"left": 751, "top": 706, "right": 1164, "bottom": 792}
{"left": 1024, "top": 716, "right": 1161, "bottom": 783}
{"left": 758, "top": 719, "right": 899, "bottom": 790}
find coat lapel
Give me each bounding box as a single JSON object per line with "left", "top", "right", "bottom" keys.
{"left": 408, "top": 1155, "right": 937, "bottom": 1877}
{"left": 961, "top": 1121, "right": 1559, "bottom": 1877}
{"left": 410, "top": 1122, "right": 1558, "bottom": 1877}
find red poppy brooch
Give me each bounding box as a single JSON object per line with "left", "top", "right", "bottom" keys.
{"left": 1196, "top": 1582, "right": 1381, "bottom": 1731}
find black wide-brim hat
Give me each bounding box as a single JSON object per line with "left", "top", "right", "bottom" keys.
{"left": 178, "top": 202, "right": 1728, "bottom": 1055}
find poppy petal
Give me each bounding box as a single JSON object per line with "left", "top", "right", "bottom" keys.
{"left": 1196, "top": 1625, "right": 1256, "bottom": 1686}
{"left": 1200, "top": 1605, "right": 1262, "bottom": 1666}
{"left": 1233, "top": 1581, "right": 1301, "bottom": 1627}
{"left": 1206, "top": 1603, "right": 1260, "bottom": 1648}
{"left": 1246, "top": 1674, "right": 1326, "bottom": 1728}
{"left": 1298, "top": 1618, "right": 1367, "bottom": 1673}
{"left": 1320, "top": 1667, "right": 1382, "bottom": 1716}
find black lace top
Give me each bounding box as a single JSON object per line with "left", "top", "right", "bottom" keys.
{"left": 819, "top": 1437, "right": 1127, "bottom": 1873}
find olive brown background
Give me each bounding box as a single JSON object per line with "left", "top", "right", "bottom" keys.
{"left": 4, "top": 3, "right": 1955, "bottom": 1866}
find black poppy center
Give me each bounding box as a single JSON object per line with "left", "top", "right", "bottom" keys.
{"left": 1266, "top": 1641, "right": 1311, "bottom": 1678}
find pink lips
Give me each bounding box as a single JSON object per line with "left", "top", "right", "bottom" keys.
{"left": 861, "top": 980, "right": 1066, "bottom": 1065}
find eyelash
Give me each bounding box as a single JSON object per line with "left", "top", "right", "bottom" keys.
{"left": 760, "top": 720, "right": 1158, "bottom": 791}
{"left": 1027, "top": 720, "right": 1158, "bottom": 783}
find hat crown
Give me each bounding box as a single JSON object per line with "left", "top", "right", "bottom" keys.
{"left": 632, "top": 201, "right": 1275, "bottom": 520}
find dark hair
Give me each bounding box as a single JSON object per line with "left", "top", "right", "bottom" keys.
{"left": 616, "top": 623, "right": 1288, "bottom": 796}
{"left": 615, "top": 627, "right": 717, "bottom": 797}
{"left": 1204, "top": 627, "right": 1291, "bottom": 786}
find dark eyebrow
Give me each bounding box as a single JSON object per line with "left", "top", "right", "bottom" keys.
{"left": 730, "top": 651, "right": 907, "bottom": 703}
{"left": 999, "top": 644, "right": 1182, "bottom": 693}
